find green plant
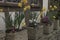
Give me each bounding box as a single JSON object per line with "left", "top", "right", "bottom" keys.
{"left": 1, "top": 13, "right": 18, "bottom": 31}
{"left": 4, "top": 13, "right": 12, "bottom": 30}
{"left": 1, "top": 12, "right": 25, "bottom": 31}
{"left": 46, "top": 10, "right": 57, "bottom": 21}
{"left": 17, "top": 13, "right": 24, "bottom": 30}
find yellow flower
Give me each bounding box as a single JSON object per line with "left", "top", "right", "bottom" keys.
{"left": 18, "top": 3, "right": 22, "bottom": 7}
{"left": 0, "top": 9, "right": 3, "bottom": 12}
{"left": 53, "top": 16, "right": 56, "bottom": 19}
{"left": 23, "top": 23, "right": 26, "bottom": 25}
{"left": 51, "top": 8, "right": 54, "bottom": 11}
{"left": 31, "top": 3, "right": 35, "bottom": 7}
{"left": 54, "top": 5, "right": 57, "bottom": 9}
{"left": 24, "top": 7, "right": 27, "bottom": 12}
{"left": 40, "top": 11, "right": 43, "bottom": 16}
{"left": 22, "top": 0, "right": 28, "bottom": 4}
{"left": 42, "top": 7, "right": 46, "bottom": 11}
{"left": 22, "top": 22, "right": 26, "bottom": 26}
{"left": 50, "top": 5, "right": 52, "bottom": 8}
{"left": 27, "top": 5, "right": 31, "bottom": 9}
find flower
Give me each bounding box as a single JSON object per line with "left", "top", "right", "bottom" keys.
{"left": 50, "top": 5, "right": 52, "bottom": 8}
{"left": 23, "top": 5, "right": 30, "bottom": 12}
{"left": 22, "top": 22, "right": 26, "bottom": 26}
{"left": 51, "top": 8, "right": 54, "bottom": 11}
{"left": 31, "top": 3, "right": 34, "bottom": 6}
{"left": 24, "top": 7, "right": 27, "bottom": 12}
{"left": 40, "top": 12, "right": 43, "bottom": 15}
{"left": 18, "top": 3, "right": 22, "bottom": 7}
{"left": 0, "top": 9, "right": 3, "bottom": 12}
{"left": 54, "top": 5, "right": 57, "bottom": 9}
{"left": 22, "top": 0, "right": 28, "bottom": 4}
{"left": 53, "top": 16, "right": 56, "bottom": 19}
{"left": 27, "top": 5, "right": 31, "bottom": 9}
{"left": 42, "top": 7, "right": 46, "bottom": 11}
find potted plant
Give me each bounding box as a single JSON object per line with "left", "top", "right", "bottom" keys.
{"left": 16, "top": 12, "right": 24, "bottom": 31}
{"left": 1, "top": 12, "right": 18, "bottom": 40}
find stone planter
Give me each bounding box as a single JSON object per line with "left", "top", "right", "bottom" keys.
{"left": 5, "top": 29, "right": 28, "bottom": 40}
{"left": 53, "top": 20, "right": 59, "bottom": 30}
{"left": 5, "top": 32, "right": 15, "bottom": 40}
{"left": 27, "top": 25, "right": 43, "bottom": 40}
{"left": 43, "top": 23, "right": 53, "bottom": 35}
{"left": 0, "top": 30, "right": 5, "bottom": 40}
{"left": 14, "top": 29, "right": 28, "bottom": 40}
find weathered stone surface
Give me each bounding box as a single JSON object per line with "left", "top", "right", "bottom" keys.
{"left": 5, "top": 29, "right": 28, "bottom": 40}
{"left": 5, "top": 33, "right": 15, "bottom": 40}
{"left": 15, "top": 29, "right": 28, "bottom": 40}
{"left": 27, "top": 25, "right": 43, "bottom": 40}
{"left": 53, "top": 20, "right": 59, "bottom": 30}
{"left": 39, "top": 29, "right": 60, "bottom": 40}
{"left": 43, "top": 24, "right": 53, "bottom": 34}
{"left": 0, "top": 30, "right": 5, "bottom": 40}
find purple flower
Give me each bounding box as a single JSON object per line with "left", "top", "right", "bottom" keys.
{"left": 42, "top": 16, "right": 49, "bottom": 23}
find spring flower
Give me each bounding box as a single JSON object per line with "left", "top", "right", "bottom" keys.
{"left": 18, "top": 3, "right": 22, "bottom": 7}
{"left": 31, "top": 3, "right": 35, "bottom": 7}
{"left": 51, "top": 8, "right": 54, "bottom": 11}
{"left": 0, "top": 9, "right": 3, "bottom": 12}
{"left": 24, "top": 5, "right": 30, "bottom": 12}
{"left": 42, "top": 7, "right": 46, "bottom": 11}
{"left": 50, "top": 5, "right": 52, "bottom": 8}
{"left": 24, "top": 7, "right": 27, "bottom": 11}
{"left": 53, "top": 16, "right": 56, "bottom": 19}
{"left": 22, "top": 22, "right": 26, "bottom": 26}
{"left": 54, "top": 5, "right": 57, "bottom": 9}
{"left": 22, "top": 0, "right": 28, "bottom": 4}
{"left": 27, "top": 5, "right": 31, "bottom": 9}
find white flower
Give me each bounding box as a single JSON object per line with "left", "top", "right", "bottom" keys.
{"left": 29, "top": 20, "right": 33, "bottom": 23}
